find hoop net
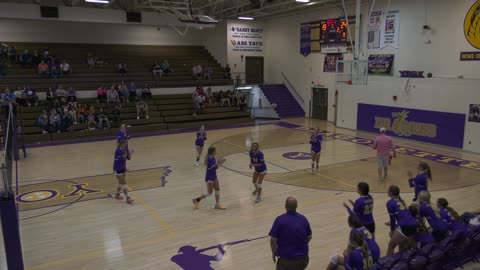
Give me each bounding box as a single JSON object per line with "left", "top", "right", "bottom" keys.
{"left": 335, "top": 60, "right": 368, "bottom": 86}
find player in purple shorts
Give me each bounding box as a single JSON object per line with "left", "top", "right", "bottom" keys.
{"left": 194, "top": 126, "right": 207, "bottom": 167}
{"left": 309, "top": 128, "right": 323, "bottom": 174}
{"left": 192, "top": 147, "right": 226, "bottom": 210}
{"left": 116, "top": 124, "right": 130, "bottom": 143}
{"left": 385, "top": 185, "right": 417, "bottom": 256}
{"left": 418, "top": 191, "right": 449, "bottom": 242}
{"left": 407, "top": 161, "right": 432, "bottom": 203}
{"left": 343, "top": 182, "right": 376, "bottom": 234}
{"left": 113, "top": 139, "right": 135, "bottom": 204}
{"left": 408, "top": 205, "right": 435, "bottom": 248}
{"left": 250, "top": 143, "right": 267, "bottom": 203}
{"left": 326, "top": 231, "right": 373, "bottom": 270}
{"left": 437, "top": 198, "right": 468, "bottom": 234}
{"left": 347, "top": 215, "right": 380, "bottom": 262}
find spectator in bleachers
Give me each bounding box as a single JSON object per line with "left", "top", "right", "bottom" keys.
{"left": 192, "top": 64, "right": 203, "bottom": 80}
{"left": 38, "top": 60, "right": 49, "bottom": 76}
{"left": 111, "top": 108, "right": 121, "bottom": 123}
{"left": 118, "top": 81, "right": 129, "bottom": 102}
{"left": 50, "top": 63, "right": 60, "bottom": 78}
{"left": 220, "top": 91, "right": 230, "bottom": 107}
{"left": 1, "top": 87, "right": 16, "bottom": 104}
{"left": 460, "top": 209, "right": 480, "bottom": 226}
{"left": 107, "top": 86, "right": 121, "bottom": 108}
{"left": 14, "top": 85, "right": 26, "bottom": 106}
{"left": 37, "top": 110, "right": 49, "bottom": 134}
{"left": 31, "top": 50, "right": 41, "bottom": 67}
{"left": 67, "top": 87, "right": 77, "bottom": 103}
{"left": 7, "top": 46, "right": 17, "bottom": 64}
{"left": 96, "top": 84, "right": 108, "bottom": 103}
{"left": 77, "top": 104, "right": 88, "bottom": 124}
{"left": 87, "top": 111, "right": 97, "bottom": 131}
{"left": 136, "top": 99, "right": 149, "bottom": 120}
{"left": 20, "top": 50, "right": 32, "bottom": 68}
{"left": 203, "top": 64, "right": 213, "bottom": 80}
{"left": 206, "top": 87, "right": 213, "bottom": 103}
{"left": 238, "top": 94, "right": 247, "bottom": 111}
{"left": 216, "top": 90, "right": 223, "bottom": 103}
{"left": 61, "top": 109, "right": 74, "bottom": 132}
{"left": 192, "top": 87, "right": 203, "bottom": 117}
{"left": 118, "top": 63, "right": 127, "bottom": 76}
{"left": 161, "top": 60, "right": 170, "bottom": 76}
{"left": 128, "top": 82, "right": 137, "bottom": 101}
{"left": 152, "top": 61, "right": 162, "bottom": 80}
{"left": 60, "top": 60, "right": 72, "bottom": 75}
{"left": 49, "top": 109, "right": 62, "bottom": 133}
{"left": 97, "top": 107, "right": 111, "bottom": 129}
{"left": 87, "top": 57, "right": 96, "bottom": 70}
{"left": 56, "top": 85, "right": 68, "bottom": 104}
{"left": 42, "top": 47, "right": 50, "bottom": 58}
{"left": 24, "top": 85, "right": 38, "bottom": 106}
{"left": 142, "top": 83, "right": 152, "bottom": 100}
{"left": 224, "top": 64, "right": 231, "bottom": 79}
{"left": 227, "top": 90, "right": 237, "bottom": 106}
{"left": 46, "top": 87, "right": 57, "bottom": 108}
{"left": 68, "top": 104, "right": 78, "bottom": 124}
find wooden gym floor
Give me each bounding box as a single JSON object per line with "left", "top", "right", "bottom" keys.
{"left": 1, "top": 118, "right": 479, "bottom": 270}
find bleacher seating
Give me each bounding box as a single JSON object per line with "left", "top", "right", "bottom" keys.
{"left": 3, "top": 43, "right": 232, "bottom": 91}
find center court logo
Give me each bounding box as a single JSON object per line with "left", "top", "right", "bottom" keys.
{"left": 464, "top": 0, "right": 480, "bottom": 49}
{"left": 282, "top": 152, "right": 312, "bottom": 160}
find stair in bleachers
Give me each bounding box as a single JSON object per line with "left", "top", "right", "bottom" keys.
{"left": 260, "top": 84, "right": 305, "bottom": 118}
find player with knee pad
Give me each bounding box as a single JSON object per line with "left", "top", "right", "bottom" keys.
{"left": 194, "top": 126, "right": 207, "bottom": 167}
{"left": 250, "top": 143, "right": 267, "bottom": 203}
{"left": 113, "top": 139, "right": 135, "bottom": 204}
{"left": 309, "top": 127, "right": 322, "bottom": 174}
{"left": 192, "top": 146, "right": 226, "bottom": 210}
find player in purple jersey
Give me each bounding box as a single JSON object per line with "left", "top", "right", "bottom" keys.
{"left": 347, "top": 215, "right": 380, "bottom": 262}
{"left": 326, "top": 231, "right": 373, "bottom": 270}
{"left": 385, "top": 185, "right": 417, "bottom": 256}
{"left": 418, "top": 191, "right": 449, "bottom": 242}
{"left": 116, "top": 123, "right": 130, "bottom": 143}
{"left": 407, "top": 161, "right": 432, "bottom": 202}
{"left": 309, "top": 128, "right": 323, "bottom": 174}
{"left": 250, "top": 143, "right": 267, "bottom": 203}
{"left": 437, "top": 198, "right": 468, "bottom": 234}
{"left": 113, "top": 139, "right": 135, "bottom": 204}
{"left": 194, "top": 126, "right": 207, "bottom": 167}
{"left": 192, "top": 147, "right": 226, "bottom": 210}
{"left": 344, "top": 182, "right": 375, "bottom": 234}
{"left": 409, "top": 205, "right": 435, "bottom": 248}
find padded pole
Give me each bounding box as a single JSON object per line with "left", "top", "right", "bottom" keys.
{"left": 0, "top": 191, "right": 25, "bottom": 270}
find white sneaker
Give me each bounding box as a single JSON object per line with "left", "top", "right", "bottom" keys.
{"left": 42, "top": 130, "right": 48, "bottom": 134}
{"left": 195, "top": 162, "right": 200, "bottom": 167}
{"left": 255, "top": 196, "right": 262, "bottom": 203}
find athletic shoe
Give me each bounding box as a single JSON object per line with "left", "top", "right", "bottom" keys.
{"left": 114, "top": 194, "right": 124, "bottom": 200}
{"left": 252, "top": 189, "right": 258, "bottom": 195}
{"left": 160, "top": 180, "right": 168, "bottom": 187}
{"left": 255, "top": 196, "right": 262, "bottom": 203}
{"left": 378, "top": 178, "right": 384, "bottom": 183}
{"left": 215, "top": 203, "right": 226, "bottom": 210}
{"left": 126, "top": 198, "right": 135, "bottom": 204}
{"left": 195, "top": 162, "right": 200, "bottom": 167}
{"left": 311, "top": 169, "right": 315, "bottom": 175}
{"left": 192, "top": 199, "right": 200, "bottom": 209}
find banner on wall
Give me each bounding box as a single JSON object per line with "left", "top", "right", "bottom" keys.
{"left": 368, "top": 10, "right": 400, "bottom": 49}
{"left": 368, "top": 54, "right": 394, "bottom": 74}
{"left": 460, "top": 51, "right": 480, "bottom": 61}
{"left": 229, "top": 25, "right": 264, "bottom": 52}
{"left": 469, "top": 104, "right": 480, "bottom": 123}
{"left": 300, "top": 23, "right": 311, "bottom": 56}
{"left": 357, "top": 103, "right": 466, "bottom": 148}
{"left": 323, "top": 53, "right": 344, "bottom": 72}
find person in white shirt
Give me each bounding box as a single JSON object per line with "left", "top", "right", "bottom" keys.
{"left": 60, "top": 60, "right": 72, "bottom": 75}
{"left": 192, "top": 64, "right": 203, "bottom": 80}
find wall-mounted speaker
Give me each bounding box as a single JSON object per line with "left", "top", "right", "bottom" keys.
{"left": 40, "top": 6, "right": 59, "bottom": 18}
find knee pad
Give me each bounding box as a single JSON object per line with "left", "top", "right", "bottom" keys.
{"left": 256, "top": 184, "right": 262, "bottom": 189}
{"left": 330, "top": 255, "right": 338, "bottom": 265}
{"left": 121, "top": 184, "right": 128, "bottom": 191}
{"left": 215, "top": 190, "right": 220, "bottom": 196}
{"left": 204, "top": 192, "right": 212, "bottom": 197}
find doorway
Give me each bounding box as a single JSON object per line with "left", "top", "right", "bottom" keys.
{"left": 245, "top": 56, "right": 264, "bottom": 84}
{"left": 312, "top": 87, "right": 328, "bottom": 120}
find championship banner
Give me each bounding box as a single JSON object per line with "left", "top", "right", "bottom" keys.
{"left": 368, "top": 10, "right": 400, "bottom": 49}
{"left": 323, "top": 53, "right": 343, "bottom": 72}
{"left": 300, "top": 23, "right": 311, "bottom": 56}
{"left": 368, "top": 54, "right": 394, "bottom": 74}
{"left": 357, "top": 103, "right": 466, "bottom": 148}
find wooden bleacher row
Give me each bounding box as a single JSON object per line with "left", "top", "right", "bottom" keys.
{"left": 16, "top": 94, "right": 252, "bottom": 145}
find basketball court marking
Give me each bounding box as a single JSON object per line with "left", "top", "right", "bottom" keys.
{"left": 135, "top": 194, "right": 174, "bottom": 235}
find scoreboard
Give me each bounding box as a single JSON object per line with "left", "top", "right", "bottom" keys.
{"left": 319, "top": 17, "right": 349, "bottom": 44}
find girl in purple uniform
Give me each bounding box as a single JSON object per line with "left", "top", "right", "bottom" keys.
{"left": 194, "top": 126, "right": 207, "bottom": 167}
{"left": 385, "top": 185, "right": 417, "bottom": 256}
{"left": 250, "top": 143, "right": 267, "bottom": 203}
{"left": 326, "top": 231, "right": 373, "bottom": 270}
{"left": 418, "top": 191, "right": 450, "bottom": 242}
{"left": 437, "top": 198, "right": 468, "bottom": 234}
{"left": 409, "top": 205, "right": 435, "bottom": 248}
{"left": 113, "top": 139, "right": 135, "bottom": 204}
{"left": 192, "top": 147, "right": 226, "bottom": 210}
{"left": 309, "top": 128, "right": 323, "bottom": 174}
{"left": 344, "top": 182, "right": 375, "bottom": 234}
{"left": 407, "top": 161, "right": 432, "bottom": 202}
{"left": 347, "top": 215, "right": 380, "bottom": 263}
{"left": 116, "top": 124, "right": 130, "bottom": 143}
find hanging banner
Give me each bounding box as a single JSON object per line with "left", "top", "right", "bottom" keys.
{"left": 323, "top": 53, "right": 344, "bottom": 72}
{"left": 300, "top": 23, "right": 312, "bottom": 56}
{"left": 368, "top": 10, "right": 400, "bottom": 49}
{"left": 229, "top": 25, "right": 264, "bottom": 53}
{"left": 368, "top": 54, "right": 394, "bottom": 74}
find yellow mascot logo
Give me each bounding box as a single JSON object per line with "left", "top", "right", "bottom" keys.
{"left": 464, "top": 0, "right": 480, "bottom": 49}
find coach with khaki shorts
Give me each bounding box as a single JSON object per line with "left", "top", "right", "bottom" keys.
{"left": 372, "top": 127, "right": 396, "bottom": 182}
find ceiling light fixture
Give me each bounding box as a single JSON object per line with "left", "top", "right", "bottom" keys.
{"left": 238, "top": 16, "right": 254, "bottom": 20}
{"left": 296, "top": 0, "right": 311, "bottom": 3}
{"left": 85, "top": 0, "right": 109, "bottom": 3}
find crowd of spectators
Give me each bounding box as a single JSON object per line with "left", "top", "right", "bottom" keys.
{"left": 191, "top": 86, "right": 248, "bottom": 117}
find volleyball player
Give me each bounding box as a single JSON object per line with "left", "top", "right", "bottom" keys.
{"left": 326, "top": 231, "right": 373, "bottom": 270}
{"left": 407, "top": 161, "right": 432, "bottom": 202}
{"left": 113, "top": 139, "right": 135, "bottom": 204}
{"left": 409, "top": 205, "right": 435, "bottom": 248}
{"left": 343, "top": 182, "right": 375, "bottom": 234}
{"left": 309, "top": 128, "right": 322, "bottom": 174}
{"left": 385, "top": 185, "right": 417, "bottom": 256}
{"left": 437, "top": 198, "right": 468, "bottom": 234}
{"left": 116, "top": 123, "right": 130, "bottom": 143}
{"left": 195, "top": 126, "right": 207, "bottom": 167}
{"left": 418, "top": 191, "right": 450, "bottom": 242}
{"left": 192, "top": 147, "right": 226, "bottom": 210}
{"left": 347, "top": 215, "right": 380, "bottom": 263}
{"left": 250, "top": 143, "right": 267, "bottom": 203}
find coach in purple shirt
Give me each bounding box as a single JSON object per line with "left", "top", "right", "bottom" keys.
{"left": 269, "top": 197, "right": 311, "bottom": 270}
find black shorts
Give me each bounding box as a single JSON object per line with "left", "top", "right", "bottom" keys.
{"left": 114, "top": 169, "right": 126, "bottom": 175}
{"left": 364, "top": 223, "right": 376, "bottom": 234}
{"left": 399, "top": 225, "right": 417, "bottom": 237}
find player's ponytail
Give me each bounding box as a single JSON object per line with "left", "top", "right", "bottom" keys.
{"left": 350, "top": 232, "right": 370, "bottom": 266}
{"left": 437, "top": 198, "right": 461, "bottom": 221}
{"left": 389, "top": 185, "right": 407, "bottom": 209}
{"left": 419, "top": 161, "right": 432, "bottom": 182}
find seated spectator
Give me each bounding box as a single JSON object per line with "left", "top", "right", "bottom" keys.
{"left": 87, "top": 57, "right": 95, "bottom": 70}
{"left": 224, "top": 64, "right": 231, "bottom": 79}
{"left": 203, "top": 64, "right": 213, "bottom": 80}
{"left": 46, "top": 87, "right": 57, "bottom": 107}
{"left": 87, "top": 111, "right": 97, "bottom": 130}
{"left": 7, "top": 46, "right": 17, "bottom": 64}
{"left": 152, "top": 61, "right": 162, "bottom": 79}
{"left": 1, "top": 87, "right": 16, "bottom": 104}
{"left": 206, "top": 87, "right": 213, "bottom": 103}
{"left": 97, "top": 107, "right": 111, "bottom": 129}
{"left": 216, "top": 90, "right": 224, "bottom": 103}
{"left": 60, "top": 60, "right": 72, "bottom": 75}
{"left": 38, "top": 60, "right": 49, "bottom": 76}
{"left": 142, "top": 83, "right": 152, "bottom": 100}
{"left": 192, "top": 88, "right": 203, "bottom": 117}
{"left": 20, "top": 50, "right": 32, "bottom": 68}
{"left": 14, "top": 85, "right": 26, "bottom": 106}
{"left": 31, "top": 50, "right": 41, "bottom": 67}
{"left": 42, "top": 47, "right": 50, "bottom": 58}
{"left": 118, "top": 81, "right": 129, "bottom": 102}
{"left": 192, "top": 64, "right": 203, "bottom": 80}
{"left": 238, "top": 94, "right": 247, "bottom": 111}
{"left": 220, "top": 91, "right": 231, "bottom": 107}
{"left": 67, "top": 87, "right": 77, "bottom": 103}
{"left": 136, "top": 99, "right": 149, "bottom": 120}
{"left": 49, "top": 110, "right": 62, "bottom": 133}
{"left": 460, "top": 208, "right": 480, "bottom": 226}
{"left": 161, "top": 60, "right": 170, "bottom": 76}
{"left": 326, "top": 231, "right": 373, "bottom": 270}
{"left": 68, "top": 104, "right": 78, "bottom": 124}
{"left": 61, "top": 109, "right": 74, "bottom": 132}
{"left": 24, "top": 85, "right": 38, "bottom": 106}
{"left": 37, "top": 110, "right": 49, "bottom": 134}
{"left": 128, "top": 82, "right": 137, "bottom": 101}
{"left": 107, "top": 86, "right": 121, "bottom": 108}
{"left": 228, "top": 90, "right": 237, "bottom": 105}
{"left": 111, "top": 108, "right": 121, "bottom": 123}
{"left": 96, "top": 84, "right": 108, "bottom": 103}
{"left": 118, "top": 63, "right": 126, "bottom": 75}
{"left": 77, "top": 104, "right": 88, "bottom": 124}
{"left": 56, "top": 85, "right": 68, "bottom": 104}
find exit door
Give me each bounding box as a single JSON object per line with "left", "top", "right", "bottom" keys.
{"left": 312, "top": 87, "right": 328, "bottom": 120}
{"left": 245, "top": 57, "right": 264, "bottom": 84}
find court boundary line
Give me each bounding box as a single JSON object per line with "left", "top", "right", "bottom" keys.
{"left": 135, "top": 194, "right": 174, "bottom": 235}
